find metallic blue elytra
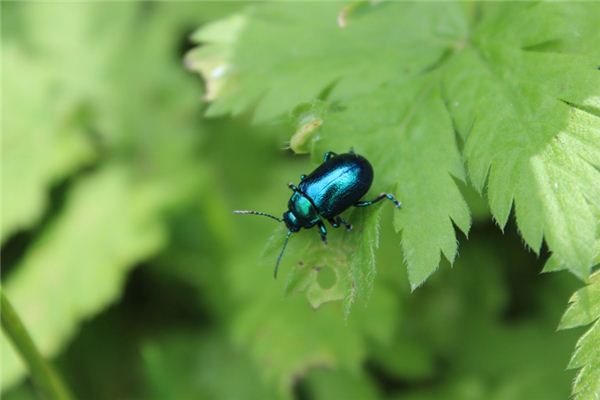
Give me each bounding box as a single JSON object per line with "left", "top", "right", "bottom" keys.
{"left": 234, "top": 150, "right": 401, "bottom": 278}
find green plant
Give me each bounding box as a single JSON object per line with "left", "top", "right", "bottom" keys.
{"left": 1, "top": 2, "right": 598, "bottom": 399}
{"left": 188, "top": 2, "right": 600, "bottom": 288}
{"left": 186, "top": 2, "right": 600, "bottom": 397}
{"left": 559, "top": 270, "right": 600, "bottom": 400}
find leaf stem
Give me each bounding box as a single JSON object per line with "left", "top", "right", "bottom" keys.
{"left": 0, "top": 288, "right": 73, "bottom": 400}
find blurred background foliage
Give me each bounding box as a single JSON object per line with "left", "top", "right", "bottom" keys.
{"left": 0, "top": 2, "right": 592, "bottom": 399}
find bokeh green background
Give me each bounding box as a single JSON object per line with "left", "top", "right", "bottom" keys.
{"left": 1, "top": 2, "right": 585, "bottom": 399}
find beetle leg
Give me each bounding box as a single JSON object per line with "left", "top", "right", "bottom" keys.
{"left": 328, "top": 217, "right": 352, "bottom": 231}
{"left": 317, "top": 221, "right": 328, "bottom": 245}
{"left": 288, "top": 183, "right": 299, "bottom": 192}
{"left": 300, "top": 174, "right": 307, "bottom": 181}
{"left": 338, "top": 216, "right": 353, "bottom": 231}
{"left": 354, "top": 192, "right": 402, "bottom": 209}
{"left": 323, "top": 151, "right": 337, "bottom": 162}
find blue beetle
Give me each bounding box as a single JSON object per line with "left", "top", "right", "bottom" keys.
{"left": 235, "top": 150, "right": 401, "bottom": 278}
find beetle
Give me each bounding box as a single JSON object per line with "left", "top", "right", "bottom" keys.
{"left": 234, "top": 150, "right": 401, "bottom": 278}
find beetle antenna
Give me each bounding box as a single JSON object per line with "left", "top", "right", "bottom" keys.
{"left": 274, "top": 231, "right": 292, "bottom": 279}
{"left": 233, "top": 210, "right": 283, "bottom": 223}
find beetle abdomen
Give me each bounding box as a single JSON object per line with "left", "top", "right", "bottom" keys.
{"left": 299, "top": 153, "right": 373, "bottom": 218}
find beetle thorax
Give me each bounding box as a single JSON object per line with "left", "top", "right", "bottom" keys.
{"left": 285, "top": 191, "right": 320, "bottom": 230}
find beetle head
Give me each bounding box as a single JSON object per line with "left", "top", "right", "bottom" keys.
{"left": 282, "top": 211, "right": 301, "bottom": 232}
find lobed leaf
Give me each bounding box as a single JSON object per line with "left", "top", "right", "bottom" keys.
{"left": 559, "top": 271, "right": 600, "bottom": 400}
{"left": 448, "top": 7, "right": 600, "bottom": 278}
{"left": 281, "top": 207, "right": 381, "bottom": 312}
{"left": 188, "top": 2, "right": 471, "bottom": 290}
{"left": 188, "top": 2, "right": 600, "bottom": 289}
{"left": 229, "top": 234, "right": 400, "bottom": 396}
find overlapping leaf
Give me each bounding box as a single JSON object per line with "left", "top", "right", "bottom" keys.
{"left": 559, "top": 271, "right": 600, "bottom": 400}
{"left": 223, "top": 161, "right": 401, "bottom": 396}
{"left": 152, "top": 124, "right": 403, "bottom": 396}
{"left": 279, "top": 207, "right": 381, "bottom": 312}
{"left": 229, "top": 245, "right": 400, "bottom": 397}
{"left": 188, "top": 2, "right": 471, "bottom": 289}
{"left": 188, "top": 2, "right": 600, "bottom": 288}
{"left": 444, "top": 3, "right": 600, "bottom": 279}
{"left": 316, "top": 79, "right": 471, "bottom": 289}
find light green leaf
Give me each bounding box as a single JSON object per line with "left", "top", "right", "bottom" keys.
{"left": 188, "top": 2, "right": 600, "bottom": 287}
{"left": 543, "top": 240, "right": 600, "bottom": 274}
{"left": 288, "top": 101, "right": 327, "bottom": 154}
{"left": 280, "top": 207, "right": 381, "bottom": 312}
{"left": 317, "top": 80, "right": 471, "bottom": 289}
{"left": 1, "top": 44, "right": 94, "bottom": 242}
{"left": 229, "top": 241, "right": 400, "bottom": 396}
{"left": 559, "top": 271, "right": 600, "bottom": 400}
{"left": 1, "top": 166, "right": 167, "bottom": 390}
{"left": 1, "top": 4, "right": 211, "bottom": 390}
{"left": 1, "top": 3, "right": 140, "bottom": 242}
{"left": 446, "top": 3, "right": 600, "bottom": 279}
{"left": 188, "top": 2, "right": 471, "bottom": 289}
{"left": 185, "top": 14, "right": 246, "bottom": 103}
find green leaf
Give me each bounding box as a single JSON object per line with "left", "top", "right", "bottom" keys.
{"left": 1, "top": 166, "right": 167, "bottom": 390}
{"left": 1, "top": 44, "right": 94, "bottom": 243}
{"left": 559, "top": 271, "right": 600, "bottom": 400}
{"left": 280, "top": 207, "right": 381, "bottom": 312}
{"left": 317, "top": 80, "right": 471, "bottom": 289}
{"left": 385, "top": 229, "right": 578, "bottom": 400}
{"left": 188, "top": 2, "right": 600, "bottom": 287}
{"left": 185, "top": 14, "right": 247, "bottom": 103}
{"left": 144, "top": 128, "right": 404, "bottom": 396}
{"left": 1, "top": 3, "right": 143, "bottom": 242}
{"left": 288, "top": 101, "right": 327, "bottom": 154}
{"left": 229, "top": 240, "right": 401, "bottom": 396}
{"left": 543, "top": 240, "right": 600, "bottom": 274}
{"left": 188, "top": 2, "right": 471, "bottom": 289}
{"left": 1, "top": 4, "right": 213, "bottom": 391}
{"left": 445, "top": 3, "right": 600, "bottom": 280}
